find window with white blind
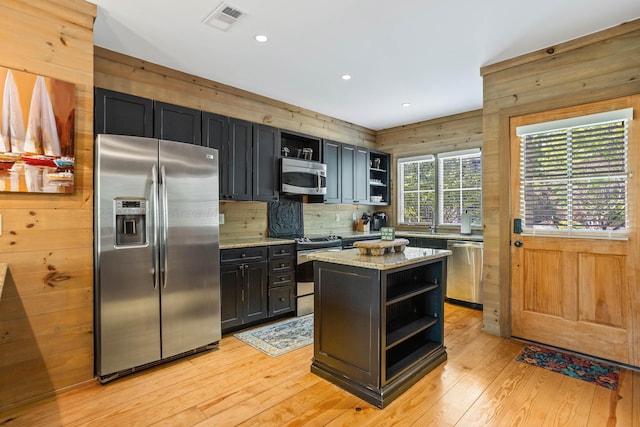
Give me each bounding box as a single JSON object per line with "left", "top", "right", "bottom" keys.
{"left": 397, "top": 155, "right": 436, "bottom": 224}
{"left": 516, "top": 108, "right": 632, "bottom": 238}
{"left": 397, "top": 150, "right": 482, "bottom": 227}
{"left": 438, "top": 150, "right": 482, "bottom": 226}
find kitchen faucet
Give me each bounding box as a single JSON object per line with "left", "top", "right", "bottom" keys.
{"left": 424, "top": 206, "right": 436, "bottom": 233}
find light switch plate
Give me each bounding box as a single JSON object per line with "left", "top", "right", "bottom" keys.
{"left": 219, "top": 214, "right": 225, "bottom": 225}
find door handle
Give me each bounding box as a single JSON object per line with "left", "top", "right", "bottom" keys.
{"left": 151, "top": 165, "right": 159, "bottom": 290}
{"left": 514, "top": 240, "right": 523, "bottom": 247}
{"left": 160, "top": 165, "right": 169, "bottom": 288}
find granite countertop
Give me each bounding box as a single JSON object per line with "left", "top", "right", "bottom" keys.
{"left": 220, "top": 237, "right": 296, "bottom": 250}
{"left": 308, "top": 247, "right": 451, "bottom": 270}
{"left": 396, "top": 231, "right": 483, "bottom": 242}
{"left": 0, "top": 263, "right": 7, "bottom": 301}
{"left": 338, "top": 231, "right": 381, "bottom": 239}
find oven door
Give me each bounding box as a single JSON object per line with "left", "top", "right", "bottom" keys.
{"left": 296, "top": 247, "right": 341, "bottom": 316}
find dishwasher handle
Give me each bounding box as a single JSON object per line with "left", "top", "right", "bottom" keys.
{"left": 448, "top": 241, "right": 483, "bottom": 249}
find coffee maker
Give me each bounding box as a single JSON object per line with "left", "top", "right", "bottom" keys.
{"left": 371, "top": 212, "right": 388, "bottom": 231}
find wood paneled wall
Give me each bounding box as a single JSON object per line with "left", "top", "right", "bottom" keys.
{"left": 480, "top": 19, "right": 640, "bottom": 339}
{"left": 376, "top": 110, "right": 483, "bottom": 233}
{"left": 94, "top": 48, "right": 376, "bottom": 148}
{"left": 0, "top": 0, "right": 96, "bottom": 411}
{"left": 219, "top": 201, "right": 373, "bottom": 239}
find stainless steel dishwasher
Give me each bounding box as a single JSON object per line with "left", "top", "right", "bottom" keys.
{"left": 446, "top": 240, "right": 483, "bottom": 307}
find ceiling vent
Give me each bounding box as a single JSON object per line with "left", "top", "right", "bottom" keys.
{"left": 203, "top": 2, "right": 244, "bottom": 31}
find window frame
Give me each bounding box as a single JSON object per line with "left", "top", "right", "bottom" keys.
{"left": 397, "top": 149, "right": 482, "bottom": 228}
{"left": 396, "top": 154, "right": 436, "bottom": 225}
{"left": 515, "top": 108, "right": 632, "bottom": 239}
{"left": 437, "top": 149, "right": 482, "bottom": 227}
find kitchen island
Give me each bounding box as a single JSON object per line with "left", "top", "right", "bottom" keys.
{"left": 308, "top": 246, "right": 451, "bottom": 408}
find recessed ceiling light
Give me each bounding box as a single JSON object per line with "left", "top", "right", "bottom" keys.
{"left": 255, "top": 34, "right": 268, "bottom": 43}
{"left": 401, "top": 102, "right": 411, "bottom": 107}
{"left": 341, "top": 74, "right": 352, "bottom": 81}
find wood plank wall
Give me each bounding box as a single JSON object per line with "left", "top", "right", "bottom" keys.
{"left": 480, "top": 19, "right": 640, "bottom": 342}
{"left": 376, "top": 110, "right": 483, "bottom": 234}
{"left": 0, "top": 0, "right": 97, "bottom": 411}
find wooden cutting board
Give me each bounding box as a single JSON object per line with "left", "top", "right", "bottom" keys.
{"left": 353, "top": 238, "right": 409, "bottom": 256}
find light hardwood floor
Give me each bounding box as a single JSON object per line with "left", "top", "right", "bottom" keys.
{"left": 1, "top": 304, "right": 638, "bottom": 426}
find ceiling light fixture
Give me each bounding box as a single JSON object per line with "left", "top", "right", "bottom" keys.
{"left": 341, "top": 74, "right": 352, "bottom": 81}
{"left": 401, "top": 102, "right": 411, "bottom": 107}
{"left": 255, "top": 34, "right": 268, "bottom": 43}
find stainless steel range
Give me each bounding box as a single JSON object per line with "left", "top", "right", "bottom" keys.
{"left": 295, "top": 236, "right": 342, "bottom": 316}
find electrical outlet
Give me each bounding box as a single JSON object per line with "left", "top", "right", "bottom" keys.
{"left": 352, "top": 213, "right": 357, "bottom": 221}
{"left": 335, "top": 213, "right": 340, "bottom": 222}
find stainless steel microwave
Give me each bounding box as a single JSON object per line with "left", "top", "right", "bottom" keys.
{"left": 281, "top": 157, "right": 327, "bottom": 195}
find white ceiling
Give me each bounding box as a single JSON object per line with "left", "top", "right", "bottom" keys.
{"left": 90, "top": 0, "right": 640, "bottom": 131}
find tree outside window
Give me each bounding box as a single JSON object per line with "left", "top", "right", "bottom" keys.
{"left": 438, "top": 151, "right": 482, "bottom": 225}
{"left": 398, "top": 150, "right": 482, "bottom": 228}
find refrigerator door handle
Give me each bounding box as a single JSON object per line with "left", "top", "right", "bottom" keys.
{"left": 151, "top": 164, "right": 159, "bottom": 289}
{"left": 160, "top": 165, "right": 169, "bottom": 288}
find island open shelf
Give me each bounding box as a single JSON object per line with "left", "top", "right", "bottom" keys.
{"left": 308, "top": 247, "right": 450, "bottom": 408}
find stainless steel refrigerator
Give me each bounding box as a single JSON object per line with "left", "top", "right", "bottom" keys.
{"left": 94, "top": 134, "right": 220, "bottom": 382}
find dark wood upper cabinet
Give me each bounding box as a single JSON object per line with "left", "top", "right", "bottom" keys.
{"left": 340, "top": 143, "right": 356, "bottom": 203}
{"left": 202, "top": 111, "right": 229, "bottom": 196}
{"left": 252, "top": 124, "right": 280, "bottom": 202}
{"left": 354, "top": 146, "right": 369, "bottom": 204}
{"left": 225, "top": 118, "right": 253, "bottom": 201}
{"left": 323, "top": 139, "right": 341, "bottom": 204}
{"left": 94, "top": 88, "right": 153, "bottom": 137}
{"left": 202, "top": 111, "right": 228, "bottom": 152}
{"left": 154, "top": 101, "right": 202, "bottom": 145}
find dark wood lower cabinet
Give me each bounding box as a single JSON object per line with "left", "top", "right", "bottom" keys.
{"left": 221, "top": 244, "right": 296, "bottom": 333}
{"left": 404, "top": 236, "right": 448, "bottom": 249}
{"left": 268, "top": 285, "right": 295, "bottom": 316}
{"left": 311, "top": 257, "right": 447, "bottom": 408}
{"left": 220, "top": 248, "right": 268, "bottom": 333}
{"left": 220, "top": 261, "right": 268, "bottom": 332}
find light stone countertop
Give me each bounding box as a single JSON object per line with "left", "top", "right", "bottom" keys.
{"left": 0, "top": 263, "right": 7, "bottom": 301}
{"left": 396, "top": 231, "right": 483, "bottom": 242}
{"left": 307, "top": 247, "right": 451, "bottom": 270}
{"left": 220, "top": 237, "right": 296, "bottom": 250}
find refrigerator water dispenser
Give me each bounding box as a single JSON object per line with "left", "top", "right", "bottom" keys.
{"left": 115, "top": 198, "right": 147, "bottom": 246}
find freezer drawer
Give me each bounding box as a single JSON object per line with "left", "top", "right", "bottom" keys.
{"left": 446, "top": 240, "right": 483, "bottom": 305}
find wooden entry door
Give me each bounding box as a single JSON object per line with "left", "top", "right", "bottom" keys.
{"left": 509, "top": 99, "right": 636, "bottom": 365}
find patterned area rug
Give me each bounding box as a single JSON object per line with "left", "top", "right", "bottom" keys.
{"left": 516, "top": 344, "right": 619, "bottom": 390}
{"left": 234, "top": 314, "right": 313, "bottom": 357}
